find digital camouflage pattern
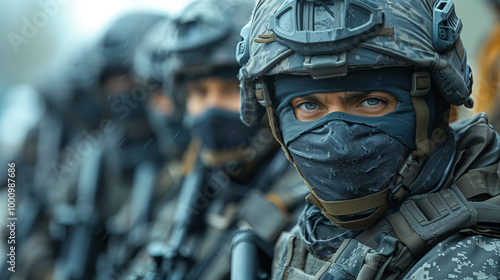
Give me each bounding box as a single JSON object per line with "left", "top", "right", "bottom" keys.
{"left": 405, "top": 234, "right": 500, "bottom": 279}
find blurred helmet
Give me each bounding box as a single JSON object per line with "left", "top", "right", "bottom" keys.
{"left": 97, "top": 11, "right": 166, "bottom": 84}
{"left": 238, "top": 0, "right": 473, "bottom": 126}
{"left": 133, "top": 17, "right": 171, "bottom": 88}
{"left": 132, "top": 17, "right": 192, "bottom": 160}
{"left": 160, "top": 0, "right": 255, "bottom": 108}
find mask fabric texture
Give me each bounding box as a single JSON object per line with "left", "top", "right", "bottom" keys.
{"left": 274, "top": 68, "right": 416, "bottom": 203}
{"left": 289, "top": 120, "right": 411, "bottom": 202}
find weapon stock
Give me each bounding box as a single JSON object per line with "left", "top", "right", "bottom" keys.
{"left": 98, "top": 160, "right": 158, "bottom": 278}
{"left": 230, "top": 229, "right": 274, "bottom": 280}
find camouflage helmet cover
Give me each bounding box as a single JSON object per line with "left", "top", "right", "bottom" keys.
{"left": 238, "top": 0, "right": 473, "bottom": 126}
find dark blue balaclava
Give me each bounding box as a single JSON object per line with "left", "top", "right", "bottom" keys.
{"left": 185, "top": 69, "right": 261, "bottom": 152}
{"left": 191, "top": 108, "right": 260, "bottom": 151}
{"left": 274, "top": 68, "right": 417, "bottom": 203}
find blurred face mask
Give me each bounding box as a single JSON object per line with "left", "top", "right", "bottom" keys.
{"left": 191, "top": 108, "right": 260, "bottom": 151}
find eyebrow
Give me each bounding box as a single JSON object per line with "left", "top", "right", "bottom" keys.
{"left": 339, "top": 91, "right": 371, "bottom": 105}
{"left": 298, "top": 91, "right": 369, "bottom": 105}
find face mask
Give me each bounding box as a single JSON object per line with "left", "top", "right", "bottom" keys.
{"left": 274, "top": 68, "right": 419, "bottom": 228}
{"left": 191, "top": 108, "right": 260, "bottom": 151}
{"left": 288, "top": 120, "right": 411, "bottom": 202}
{"left": 108, "top": 91, "right": 149, "bottom": 122}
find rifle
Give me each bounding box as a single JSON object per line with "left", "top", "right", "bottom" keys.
{"left": 147, "top": 164, "right": 207, "bottom": 280}
{"left": 98, "top": 160, "right": 158, "bottom": 278}
{"left": 230, "top": 229, "right": 274, "bottom": 280}
{"left": 53, "top": 145, "right": 104, "bottom": 280}
{"left": 185, "top": 151, "right": 293, "bottom": 280}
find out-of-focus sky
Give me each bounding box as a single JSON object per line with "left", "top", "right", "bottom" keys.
{"left": 0, "top": 0, "right": 196, "bottom": 87}
{"left": 0, "top": 0, "right": 496, "bottom": 88}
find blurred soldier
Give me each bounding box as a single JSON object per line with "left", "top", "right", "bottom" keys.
{"left": 99, "top": 16, "right": 193, "bottom": 279}
{"left": 32, "top": 12, "right": 168, "bottom": 280}
{"left": 132, "top": 0, "right": 309, "bottom": 279}
{"left": 474, "top": 0, "right": 500, "bottom": 131}
{"left": 237, "top": 0, "right": 500, "bottom": 279}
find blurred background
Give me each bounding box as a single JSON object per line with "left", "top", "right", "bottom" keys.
{"left": 0, "top": 0, "right": 491, "bottom": 89}
{"left": 0, "top": 0, "right": 492, "bottom": 165}
{"left": 0, "top": 0, "right": 196, "bottom": 161}
{"left": 0, "top": 0, "right": 494, "bottom": 170}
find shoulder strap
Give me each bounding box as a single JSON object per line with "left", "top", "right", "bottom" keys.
{"left": 356, "top": 163, "right": 500, "bottom": 269}
{"left": 454, "top": 163, "right": 500, "bottom": 201}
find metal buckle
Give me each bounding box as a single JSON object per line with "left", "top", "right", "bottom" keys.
{"left": 255, "top": 82, "right": 272, "bottom": 107}
{"left": 398, "top": 154, "right": 423, "bottom": 184}
{"left": 388, "top": 184, "right": 409, "bottom": 205}
{"left": 411, "top": 71, "right": 431, "bottom": 97}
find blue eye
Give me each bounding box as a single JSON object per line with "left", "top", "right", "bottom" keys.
{"left": 361, "top": 98, "right": 382, "bottom": 107}
{"left": 299, "top": 102, "right": 320, "bottom": 110}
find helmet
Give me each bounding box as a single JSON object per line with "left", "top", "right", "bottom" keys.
{"left": 133, "top": 17, "right": 171, "bottom": 87}
{"left": 160, "top": 0, "right": 255, "bottom": 108}
{"left": 237, "top": 0, "right": 473, "bottom": 230}
{"left": 132, "top": 17, "right": 192, "bottom": 160}
{"left": 238, "top": 0, "right": 473, "bottom": 126}
{"left": 98, "top": 11, "right": 166, "bottom": 84}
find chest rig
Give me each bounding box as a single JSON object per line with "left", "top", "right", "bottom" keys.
{"left": 276, "top": 163, "right": 500, "bottom": 280}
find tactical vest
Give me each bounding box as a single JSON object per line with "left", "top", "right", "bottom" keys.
{"left": 274, "top": 162, "right": 500, "bottom": 280}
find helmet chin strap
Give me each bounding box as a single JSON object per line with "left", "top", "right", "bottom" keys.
{"left": 259, "top": 70, "right": 448, "bottom": 230}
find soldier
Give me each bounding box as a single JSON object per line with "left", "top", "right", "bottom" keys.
{"left": 237, "top": 0, "right": 500, "bottom": 279}
{"left": 132, "top": 0, "right": 309, "bottom": 279}
{"left": 44, "top": 12, "right": 167, "bottom": 280}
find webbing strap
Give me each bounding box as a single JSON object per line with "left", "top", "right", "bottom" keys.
{"left": 455, "top": 37, "right": 465, "bottom": 62}
{"left": 454, "top": 163, "right": 500, "bottom": 200}
{"left": 385, "top": 212, "right": 427, "bottom": 259}
{"left": 180, "top": 138, "right": 202, "bottom": 176}
{"left": 411, "top": 96, "right": 431, "bottom": 159}
{"left": 265, "top": 105, "right": 294, "bottom": 162}
{"left": 306, "top": 185, "right": 406, "bottom": 230}
{"left": 306, "top": 185, "right": 405, "bottom": 216}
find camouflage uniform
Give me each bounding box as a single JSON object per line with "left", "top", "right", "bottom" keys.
{"left": 272, "top": 114, "right": 500, "bottom": 279}
{"left": 236, "top": 0, "right": 500, "bottom": 279}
